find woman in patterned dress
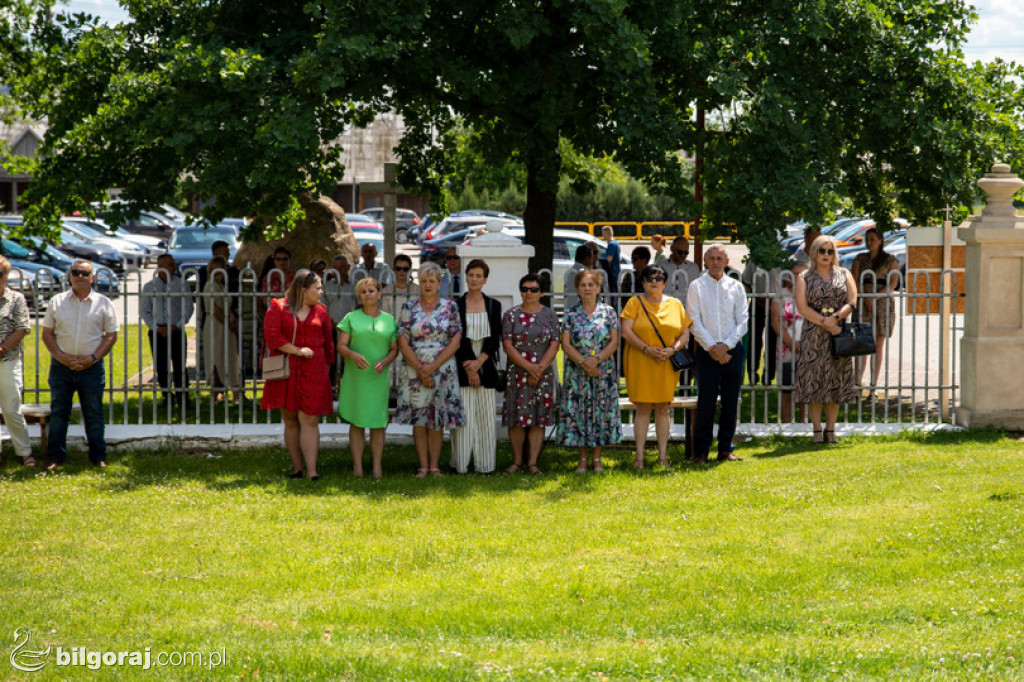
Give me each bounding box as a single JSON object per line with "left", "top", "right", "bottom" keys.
{"left": 396, "top": 262, "right": 465, "bottom": 478}
{"left": 502, "top": 274, "right": 560, "bottom": 475}
{"left": 556, "top": 269, "right": 621, "bottom": 472}
{"left": 851, "top": 228, "right": 900, "bottom": 400}
{"left": 795, "top": 235, "right": 858, "bottom": 443}
{"left": 261, "top": 269, "right": 335, "bottom": 480}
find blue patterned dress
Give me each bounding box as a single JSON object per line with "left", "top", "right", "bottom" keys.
{"left": 556, "top": 302, "right": 622, "bottom": 446}
{"left": 396, "top": 298, "right": 466, "bottom": 429}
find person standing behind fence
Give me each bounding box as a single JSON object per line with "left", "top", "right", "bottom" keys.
{"left": 141, "top": 254, "right": 193, "bottom": 409}
{"left": 202, "top": 256, "right": 241, "bottom": 403}
{"left": 621, "top": 264, "right": 691, "bottom": 469}
{"left": 41, "top": 260, "right": 118, "bottom": 470}
{"left": 452, "top": 259, "right": 502, "bottom": 475}
{"left": 650, "top": 234, "right": 668, "bottom": 264}
{"left": 661, "top": 236, "right": 701, "bottom": 302}
{"left": 0, "top": 256, "right": 35, "bottom": 466}
{"left": 557, "top": 269, "right": 621, "bottom": 473}
{"left": 770, "top": 264, "right": 806, "bottom": 423}
{"left": 262, "top": 270, "right": 335, "bottom": 480}
{"left": 795, "top": 235, "right": 857, "bottom": 444}
{"left": 686, "top": 244, "right": 749, "bottom": 463}
{"left": 337, "top": 277, "right": 397, "bottom": 479}
{"left": 600, "top": 225, "right": 622, "bottom": 293}
{"left": 396, "top": 262, "right": 465, "bottom": 478}
{"left": 564, "top": 244, "right": 604, "bottom": 310}
{"left": 851, "top": 227, "right": 899, "bottom": 401}
{"left": 382, "top": 253, "right": 418, "bottom": 315}
{"left": 502, "top": 274, "right": 560, "bottom": 475}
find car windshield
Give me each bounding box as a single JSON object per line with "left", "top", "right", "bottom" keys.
{"left": 347, "top": 214, "right": 376, "bottom": 223}
{"left": 169, "top": 228, "right": 238, "bottom": 250}
{"left": 65, "top": 221, "right": 107, "bottom": 239}
{"left": 2, "top": 239, "right": 32, "bottom": 259}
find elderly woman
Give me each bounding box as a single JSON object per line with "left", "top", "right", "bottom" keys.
{"left": 452, "top": 259, "right": 502, "bottom": 474}
{"left": 851, "top": 227, "right": 900, "bottom": 400}
{"left": 396, "top": 262, "right": 465, "bottom": 477}
{"left": 337, "top": 277, "right": 398, "bottom": 479}
{"left": 261, "top": 269, "right": 335, "bottom": 479}
{"left": 0, "top": 256, "right": 34, "bottom": 466}
{"left": 202, "top": 255, "right": 241, "bottom": 403}
{"left": 556, "top": 269, "right": 621, "bottom": 472}
{"left": 502, "top": 273, "right": 560, "bottom": 475}
{"left": 621, "top": 264, "right": 692, "bottom": 469}
{"left": 795, "top": 235, "right": 858, "bottom": 443}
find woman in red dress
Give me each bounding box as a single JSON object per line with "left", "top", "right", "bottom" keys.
{"left": 261, "top": 269, "right": 335, "bottom": 480}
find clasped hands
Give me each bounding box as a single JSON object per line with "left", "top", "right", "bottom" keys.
{"left": 578, "top": 354, "right": 600, "bottom": 379}
{"left": 352, "top": 353, "right": 388, "bottom": 374}
{"left": 293, "top": 347, "right": 315, "bottom": 360}
{"left": 821, "top": 314, "right": 842, "bottom": 336}
{"left": 708, "top": 343, "right": 733, "bottom": 366}
{"left": 64, "top": 353, "right": 98, "bottom": 371}
{"left": 417, "top": 362, "right": 437, "bottom": 389}
{"left": 462, "top": 358, "right": 483, "bottom": 387}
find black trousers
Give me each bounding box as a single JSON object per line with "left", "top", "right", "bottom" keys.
{"left": 694, "top": 342, "right": 744, "bottom": 458}
{"left": 747, "top": 301, "right": 778, "bottom": 385}
{"left": 148, "top": 327, "right": 187, "bottom": 402}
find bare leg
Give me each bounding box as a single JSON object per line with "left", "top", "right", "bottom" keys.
{"left": 282, "top": 409, "right": 303, "bottom": 474}
{"left": 298, "top": 411, "right": 320, "bottom": 477}
{"left": 349, "top": 425, "right": 366, "bottom": 477}
{"left": 413, "top": 426, "right": 429, "bottom": 476}
{"left": 871, "top": 336, "right": 886, "bottom": 393}
{"left": 370, "top": 428, "right": 385, "bottom": 478}
{"left": 592, "top": 446, "right": 604, "bottom": 472}
{"left": 526, "top": 427, "right": 545, "bottom": 470}
{"left": 824, "top": 403, "right": 840, "bottom": 442}
{"left": 508, "top": 427, "right": 525, "bottom": 471}
{"left": 576, "top": 447, "right": 588, "bottom": 472}
{"left": 654, "top": 402, "right": 671, "bottom": 467}
{"left": 633, "top": 403, "right": 652, "bottom": 468}
{"left": 780, "top": 391, "right": 793, "bottom": 423}
{"left": 809, "top": 402, "right": 823, "bottom": 442}
{"left": 427, "top": 428, "right": 444, "bottom": 474}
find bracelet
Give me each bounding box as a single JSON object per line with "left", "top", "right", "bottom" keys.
{"left": 90, "top": 354, "right": 98, "bottom": 362}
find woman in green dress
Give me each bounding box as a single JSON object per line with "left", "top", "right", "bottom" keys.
{"left": 337, "top": 277, "right": 399, "bottom": 478}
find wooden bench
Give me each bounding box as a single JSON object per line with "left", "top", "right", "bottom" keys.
{"left": 0, "top": 403, "right": 81, "bottom": 456}
{"left": 618, "top": 395, "right": 701, "bottom": 460}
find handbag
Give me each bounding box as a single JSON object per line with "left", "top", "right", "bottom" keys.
{"left": 636, "top": 296, "right": 695, "bottom": 371}
{"left": 261, "top": 311, "right": 298, "bottom": 381}
{"left": 830, "top": 311, "right": 875, "bottom": 358}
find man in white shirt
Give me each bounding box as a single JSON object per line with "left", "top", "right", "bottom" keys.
{"left": 141, "top": 254, "right": 194, "bottom": 409}
{"left": 41, "top": 260, "right": 119, "bottom": 469}
{"left": 352, "top": 243, "right": 392, "bottom": 288}
{"left": 661, "top": 236, "right": 701, "bottom": 302}
{"left": 686, "top": 244, "right": 749, "bottom": 463}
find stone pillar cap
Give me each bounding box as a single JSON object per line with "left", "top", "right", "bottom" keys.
{"left": 977, "top": 162, "right": 1024, "bottom": 221}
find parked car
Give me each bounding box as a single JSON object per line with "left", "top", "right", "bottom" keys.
{"left": 502, "top": 227, "right": 633, "bottom": 294}
{"left": 346, "top": 214, "right": 386, "bottom": 252}
{"left": 167, "top": 224, "right": 240, "bottom": 275}
{"left": 417, "top": 211, "right": 524, "bottom": 245}
{"left": 359, "top": 207, "right": 421, "bottom": 244}
{"left": 0, "top": 240, "right": 64, "bottom": 308}
{"left": 839, "top": 229, "right": 908, "bottom": 281}
{"left": 0, "top": 216, "right": 125, "bottom": 274}
{"left": 65, "top": 216, "right": 167, "bottom": 260}
{"left": 61, "top": 220, "right": 150, "bottom": 269}
{"left": 94, "top": 203, "right": 177, "bottom": 238}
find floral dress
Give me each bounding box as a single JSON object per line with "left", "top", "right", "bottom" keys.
{"left": 556, "top": 303, "right": 622, "bottom": 447}
{"left": 502, "top": 305, "right": 560, "bottom": 428}
{"left": 395, "top": 298, "right": 466, "bottom": 429}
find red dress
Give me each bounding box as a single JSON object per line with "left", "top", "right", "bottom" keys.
{"left": 260, "top": 299, "right": 335, "bottom": 414}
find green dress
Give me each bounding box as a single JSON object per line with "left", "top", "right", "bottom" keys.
{"left": 337, "top": 309, "right": 397, "bottom": 428}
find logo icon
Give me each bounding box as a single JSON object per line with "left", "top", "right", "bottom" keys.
{"left": 10, "top": 629, "right": 51, "bottom": 672}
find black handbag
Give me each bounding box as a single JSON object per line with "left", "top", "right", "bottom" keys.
{"left": 831, "top": 311, "right": 875, "bottom": 358}
{"left": 636, "top": 296, "right": 695, "bottom": 371}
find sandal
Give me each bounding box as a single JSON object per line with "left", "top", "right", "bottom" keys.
{"left": 528, "top": 465, "right": 543, "bottom": 476}
{"left": 575, "top": 459, "right": 588, "bottom": 473}
{"left": 288, "top": 470, "right": 304, "bottom": 479}
{"left": 415, "top": 467, "right": 428, "bottom": 479}
{"left": 824, "top": 430, "right": 838, "bottom": 444}
{"left": 658, "top": 457, "right": 671, "bottom": 470}
{"left": 24, "top": 455, "right": 38, "bottom": 467}
{"left": 429, "top": 468, "right": 444, "bottom": 478}
{"left": 592, "top": 459, "right": 604, "bottom": 473}
{"left": 633, "top": 455, "right": 645, "bottom": 471}
{"left": 502, "top": 463, "right": 521, "bottom": 475}
{"left": 813, "top": 429, "right": 823, "bottom": 444}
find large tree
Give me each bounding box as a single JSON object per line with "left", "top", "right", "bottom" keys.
{"left": 5, "top": 0, "right": 1022, "bottom": 268}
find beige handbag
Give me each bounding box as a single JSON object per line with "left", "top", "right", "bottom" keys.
{"left": 262, "top": 312, "right": 297, "bottom": 381}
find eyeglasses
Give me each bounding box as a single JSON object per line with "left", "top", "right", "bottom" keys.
{"left": 645, "top": 276, "right": 666, "bottom": 283}
{"left": 70, "top": 269, "right": 93, "bottom": 277}
{"left": 818, "top": 248, "right": 835, "bottom": 255}
{"left": 394, "top": 266, "right": 411, "bottom": 272}
{"left": 445, "top": 255, "right": 461, "bottom": 261}
{"left": 672, "top": 249, "right": 689, "bottom": 256}
{"left": 519, "top": 286, "right": 541, "bottom": 293}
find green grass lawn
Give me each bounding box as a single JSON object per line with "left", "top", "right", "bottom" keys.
{"left": 2, "top": 432, "right": 1022, "bottom": 679}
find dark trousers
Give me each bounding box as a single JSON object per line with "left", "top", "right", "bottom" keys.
{"left": 148, "top": 328, "right": 187, "bottom": 402}
{"left": 747, "top": 301, "right": 778, "bottom": 385}
{"left": 47, "top": 361, "right": 106, "bottom": 464}
{"left": 694, "top": 341, "right": 744, "bottom": 458}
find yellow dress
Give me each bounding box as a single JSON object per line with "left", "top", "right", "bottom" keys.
{"left": 621, "top": 295, "right": 692, "bottom": 403}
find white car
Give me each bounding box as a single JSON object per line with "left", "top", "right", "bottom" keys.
{"left": 65, "top": 217, "right": 167, "bottom": 262}
{"left": 61, "top": 220, "right": 150, "bottom": 270}
{"left": 502, "top": 228, "right": 633, "bottom": 293}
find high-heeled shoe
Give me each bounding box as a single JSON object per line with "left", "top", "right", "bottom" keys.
{"left": 289, "top": 470, "right": 304, "bottom": 479}
{"left": 813, "top": 429, "right": 823, "bottom": 444}
{"left": 824, "top": 430, "right": 838, "bottom": 444}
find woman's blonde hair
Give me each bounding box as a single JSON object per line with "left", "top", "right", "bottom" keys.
{"left": 809, "top": 235, "right": 841, "bottom": 273}
{"left": 417, "top": 261, "right": 444, "bottom": 283}
{"left": 355, "top": 277, "right": 381, "bottom": 296}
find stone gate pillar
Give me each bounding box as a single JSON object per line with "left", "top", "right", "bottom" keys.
{"left": 958, "top": 162, "right": 1024, "bottom": 428}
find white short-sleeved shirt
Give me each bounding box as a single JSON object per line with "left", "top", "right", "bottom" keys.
{"left": 42, "top": 289, "right": 119, "bottom": 356}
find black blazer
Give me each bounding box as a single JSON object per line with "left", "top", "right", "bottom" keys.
{"left": 455, "top": 293, "right": 503, "bottom": 388}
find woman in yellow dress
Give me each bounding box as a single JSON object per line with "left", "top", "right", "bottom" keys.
{"left": 620, "top": 264, "right": 692, "bottom": 469}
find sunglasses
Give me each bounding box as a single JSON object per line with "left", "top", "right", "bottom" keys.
{"left": 818, "top": 248, "right": 835, "bottom": 255}
{"left": 645, "top": 276, "right": 666, "bottom": 283}
{"left": 394, "top": 266, "right": 411, "bottom": 272}
{"left": 445, "top": 255, "right": 461, "bottom": 261}
{"left": 672, "top": 249, "right": 689, "bottom": 256}
{"left": 70, "top": 269, "right": 93, "bottom": 277}
{"left": 519, "top": 286, "right": 541, "bottom": 293}
{"left": 274, "top": 257, "right": 290, "bottom": 262}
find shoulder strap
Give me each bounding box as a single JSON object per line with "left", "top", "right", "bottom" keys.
{"left": 636, "top": 296, "right": 668, "bottom": 349}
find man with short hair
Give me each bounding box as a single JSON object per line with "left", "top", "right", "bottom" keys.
{"left": 661, "top": 236, "right": 701, "bottom": 301}
{"left": 600, "top": 225, "right": 621, "bottom": 292}
{"left": 440, "top": 247, "right": 462, "bottom": 298}
{"left": 352, "top": 243, "right": 391, "bottom": 287}
{"left": 141, "top": 254, "right": 194, "bottom": 408}
{"left": 686, "top": 244, "right": 749, "bottom": 463}
{"left": 41, "top": 260, "right": 119, "bottom": 469}
{"left": 793, "top": 226, "right": 822, "bottom": 267}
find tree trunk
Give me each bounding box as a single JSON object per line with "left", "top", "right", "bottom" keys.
{"left": 523, "top": 149, "right": 560, "bottom": 279}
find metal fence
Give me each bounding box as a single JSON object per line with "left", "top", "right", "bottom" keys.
{"left": 12, "top": 263, "right": 964, "bottom": 429}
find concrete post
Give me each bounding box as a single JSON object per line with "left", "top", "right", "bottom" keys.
{"left": 457, "top": 220, "right": 534, "bottom": 313}
{"left": 957, "top": 162, "right": 1024, "bottom": 428}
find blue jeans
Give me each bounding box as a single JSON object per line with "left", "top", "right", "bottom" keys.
{"left": 694, "top": 341, "right": 744, "bottom": 459}
{"left": 47, "top": 361, "right": 106, "bottom": 463}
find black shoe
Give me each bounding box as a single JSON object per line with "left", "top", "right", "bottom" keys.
{"left": 289, "top": 470, "right": 304, "bottom": 479}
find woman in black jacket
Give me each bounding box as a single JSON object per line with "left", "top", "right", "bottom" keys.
{"left": 451, "top": 258, "right": 503, "bottom": 474}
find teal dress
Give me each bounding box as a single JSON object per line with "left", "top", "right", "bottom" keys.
{"left": 338, "top": 309, "right": 397, "bottom": 428}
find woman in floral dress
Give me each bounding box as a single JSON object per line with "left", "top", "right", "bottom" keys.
{"left": 396, "top": 262, "right": 465, "bottom": 477}
{"left": 556, "top": 269, "right": 621, "bottom": 472}
{"left": 502, "top": 274, "right": 560, "bottom": 475}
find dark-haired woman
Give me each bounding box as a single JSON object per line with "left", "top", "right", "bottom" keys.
{"left": 502, "top": 274, "right": 560, "bottom": 475}
{"left": 262, "top": 269, "right": 335, "bottom": 479}
{"left": 851, "top": 227, "right": 899, "bottom": 400}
